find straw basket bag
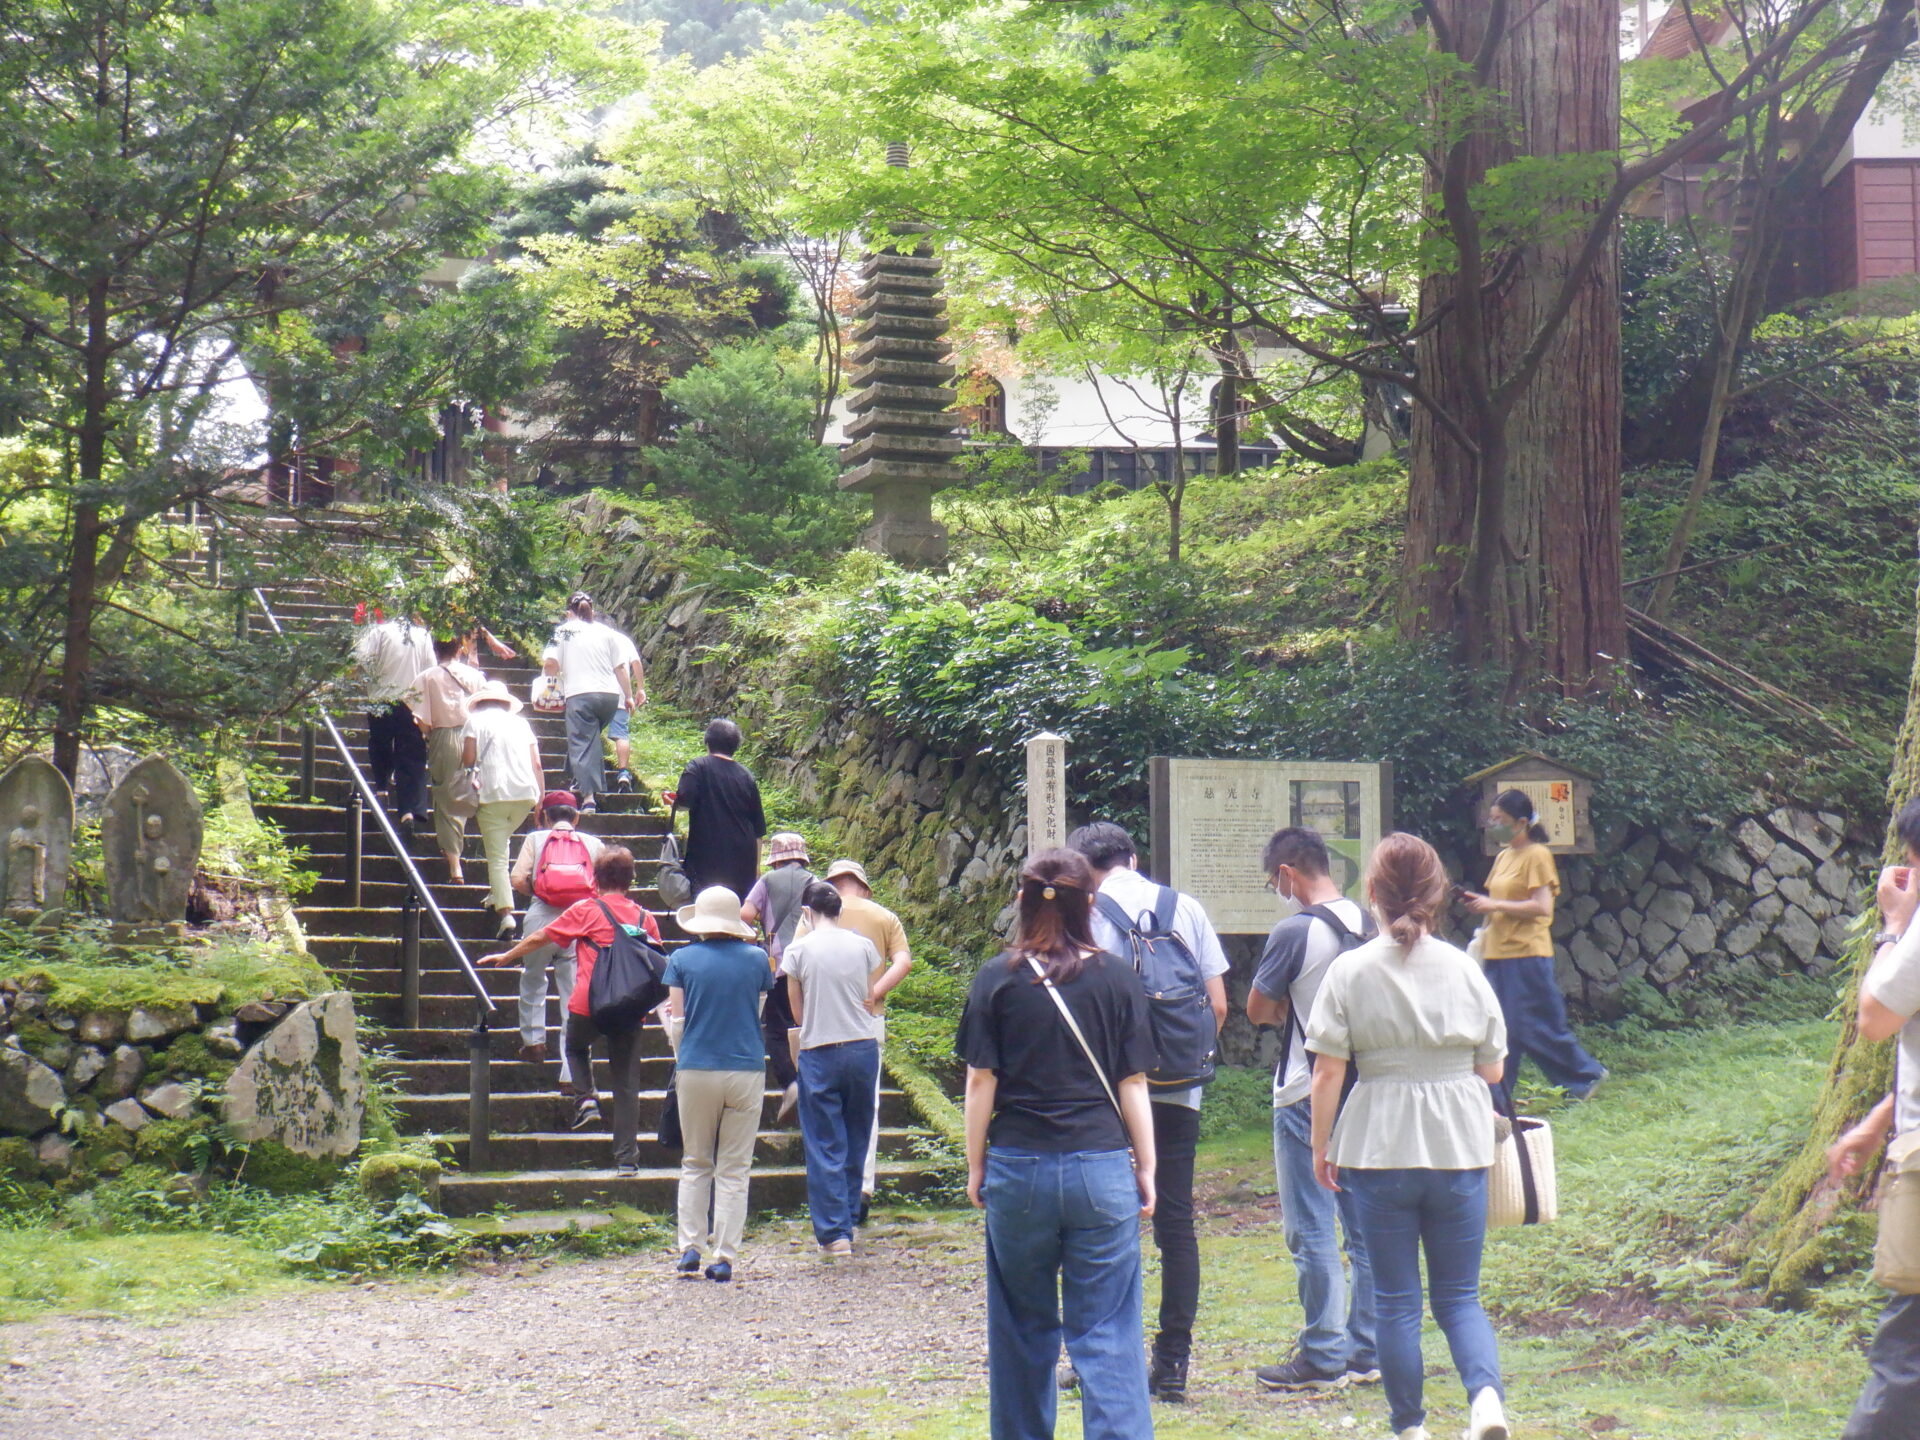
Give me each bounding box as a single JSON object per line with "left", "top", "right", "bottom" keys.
{"left": 1488, "top": 1091, "right": 1558, "bottom": 1228}
{"left": 1874, "top": 1129, "right": 1920, "bottom": 1294}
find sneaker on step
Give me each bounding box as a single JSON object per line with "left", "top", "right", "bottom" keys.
{"left": 579, "top": 795, "right": 597, "bottom": 814}
{"left": 1254, "top": 1355, "right": 1349, "bottom": 1392}
{"left": 614, "top": 1163, "right": 639, "bottom": 1178}
{"left": 516, "top": 1042, "right": 548, "bottom": 1065}
{"left": 615, "top": 770, "right": 634, "bottom": 794}
{"left": 1467, "top": 1387, "right": 1508, "bottom": 1440}
{"left": 1056, "top": 1359, "right": 1079, "bottom": 1392}
{"left": 571, "top": 1097, "right": 602, "bottom": 1130}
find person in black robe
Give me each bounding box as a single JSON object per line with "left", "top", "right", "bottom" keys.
{"left": 672, "top": 718, "right": 767, "bottom": 899}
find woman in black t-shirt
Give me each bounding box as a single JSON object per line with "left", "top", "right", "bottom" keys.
{"left": 956, "top": 848, "right": 1160, "bottom": 1440}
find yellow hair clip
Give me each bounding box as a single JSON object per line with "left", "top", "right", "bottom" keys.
{"left": 1042, "top": 885, "right": 1057, "bottom": 900}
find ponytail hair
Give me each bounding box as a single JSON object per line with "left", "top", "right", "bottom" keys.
{"left": 1011, "top": 848, "right": 1098, "bottom": 984}
{"left": 567, "top": 591, "right": 595, "bottom": 621}
{"left": 1366, "top": 832, "right": 1450, "bottom": 951}
{"left": 801, "top": 879, "right": 842, "bottom": 918}
{"left": 1494, "top": 788, "right": 1550, "bottom": 844}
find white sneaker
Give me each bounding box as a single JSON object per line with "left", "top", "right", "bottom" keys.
{"left": 1467, "top": 1387, "right": 1509, "bottom": 1440}
{"left": 1397, "top": 1429, "right": 1430, "bottom": 1440}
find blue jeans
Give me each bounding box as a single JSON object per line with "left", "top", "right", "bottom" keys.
{"left": 1484, "top": 955, "right": 1605, "bottom": 1097}
{"left": 1274, "top": 1100, "right": 1376, "bottom": 1374}
{"left": 1343, "top": 1167, "right": 1503, "bottom": 1434}
{"left": 983, "top": 1147, "right": 1154, "bottom": 1440}
{"left": 797, "top": 1039, "right": 880, "bottom": 1246}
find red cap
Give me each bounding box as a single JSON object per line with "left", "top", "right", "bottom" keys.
{"left": 540, "top": 790, "right": 579, "bottom": 813}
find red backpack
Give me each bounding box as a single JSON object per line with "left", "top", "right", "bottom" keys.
{"left": 533, "top": 829, "right": 595, "bottom": 907}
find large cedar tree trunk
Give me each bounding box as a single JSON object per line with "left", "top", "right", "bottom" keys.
{"left": 1402, "top": 0, "right": 1626, "bottom": 694}
{"left": 1738, "top": 582, "right": 1919, "bottom": 1300}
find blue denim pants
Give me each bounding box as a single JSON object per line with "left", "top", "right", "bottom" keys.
{"left": 1342, "top": 1166, "right": 1503, "bottom": 1433}
{"left": 983, "top": 1147, "right": 1154, "bottom": 1440}
{"left": 1484, "top": 955, "right": 1605, "bottom": 1097}
{"left": 1274, "top": 1099, "right": 1377, "bottom": 1374}
{"left": 796, "top": 1039, "right": 880, "bottom": 1246}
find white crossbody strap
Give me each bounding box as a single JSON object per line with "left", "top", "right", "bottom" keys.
{"left": 1027, "top": 956, "right": 1123, "bottom": 1120}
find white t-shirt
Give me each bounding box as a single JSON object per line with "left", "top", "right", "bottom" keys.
{"left": 1867, "top": 924, "right": 1920, "bottom": 1137}
{"left": 460, "top": 707, "right": 541, "bottom": 805}
{"left": 550, "top": 618, "right": 627, "bottom": 700}
{"left": 611, "top": 629, "right": 641, "bottom": 706}
{"left": 782, "top": 926, "right": 885, "bottom": 1049}
{"left": 354, "top": 620, "right": 433, "bottom": 704}
{"left": 1087, "top": 866, "right": 1229, "bottom": 1111}
{"left": 1251, "top": 898, "right": 1367, "bottom": 1108}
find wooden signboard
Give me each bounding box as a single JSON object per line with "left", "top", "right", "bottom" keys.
{"left": 1464, "top": 753, "right": 1597, "bottom": 856}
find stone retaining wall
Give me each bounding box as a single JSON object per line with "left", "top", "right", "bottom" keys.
{"left": 581, "top": 504, "right": 1871, "bottom": 1044}
{"left": 0, "top": 986, "right": 365, "bottom": 1200}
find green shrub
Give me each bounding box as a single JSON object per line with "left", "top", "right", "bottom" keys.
{"left": 1197, "top": 1065, "right": 1272, "bottom": 1141}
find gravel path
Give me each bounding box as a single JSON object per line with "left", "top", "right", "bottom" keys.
{"left": 0, "top": 1216, "right": 988, "bottom": 1440}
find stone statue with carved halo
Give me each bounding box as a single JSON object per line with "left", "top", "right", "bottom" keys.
{"left": 101, "top": 756, "right": 202, "bottom": 930}
{"left": 0, "top": 757, "right": 73, "bottom": 922}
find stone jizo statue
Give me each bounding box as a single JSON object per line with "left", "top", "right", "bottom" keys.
{"left": 0, "top": 757, "right": 74, "bottom": 921}
{"left": 102, "top": 756, "right": 202, "bottom": 927}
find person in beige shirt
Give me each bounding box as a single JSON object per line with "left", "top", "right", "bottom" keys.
{"left": 408, "top": 636, "right": 486, "bottom": 882}
{"left": 793, "top": 858, "right": 911, "bottom": 1205}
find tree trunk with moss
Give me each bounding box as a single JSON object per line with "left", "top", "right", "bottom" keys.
{"left": 1738, "top": 583, "right": 1919, "bottom": 1301}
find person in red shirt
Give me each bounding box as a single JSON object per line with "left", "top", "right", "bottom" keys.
{"left": 481, "top": 845, "right": 663, "bottom": 1175}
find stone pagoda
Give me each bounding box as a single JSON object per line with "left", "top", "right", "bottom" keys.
{"left": 840, "top": 146, "right": 962, "bottom": 566}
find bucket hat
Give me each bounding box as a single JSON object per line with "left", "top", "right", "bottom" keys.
{"left": 767, "top": 832, "right": 810, "bottom": 865}
{"left": 824, "top": 859, "right": 870, "bottom": 889}
{"left": 676, "top": 885, "right": 756, "bottom": 940}
{"left": 468, "top": 680, "right": 523, "bottom": 713}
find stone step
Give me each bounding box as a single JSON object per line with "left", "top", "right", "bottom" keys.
{"left": 436, "top": 1160, "right": 933, "bottom": 1217}
{"left": 389, "top": 1088, "right": 917, "bottom": 1134}
{"left": 385, "top": 1055, "right": 676, "bottom": 1093}
{"left": 441, "top": 1128, "right": 928, "bottom": 1171}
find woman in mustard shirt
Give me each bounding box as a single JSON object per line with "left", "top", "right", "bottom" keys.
{"left": 1460, "top": 789, "right": 1607, "bottom": 1102}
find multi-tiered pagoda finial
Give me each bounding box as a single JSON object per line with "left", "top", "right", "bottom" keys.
{"left": 839, "top": 143, "right": 961, "bottom": 566}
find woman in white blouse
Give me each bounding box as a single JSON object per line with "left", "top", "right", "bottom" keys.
{"left": 1306, "top": 832, "right": 1510, "bottom": 1440}
{"left": 460, "top": 682, "right": 543, "bottom": 940}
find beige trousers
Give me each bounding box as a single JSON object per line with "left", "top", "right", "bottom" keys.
{"left": 474, "top": 798, "right": 532, "bottom": 913}
{"left": 426, "top": 726, "right": 469, "bottom": 858}
{"left": 675, "top": 1068, "right": 762, "bottom": 1263}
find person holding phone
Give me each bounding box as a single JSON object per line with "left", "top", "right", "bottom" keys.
{"left": 1458, "top": 788, "right": 1606, "bottom": 1101}
{"left": 958, "top": 847, "right": 1161, "bottom": 1440}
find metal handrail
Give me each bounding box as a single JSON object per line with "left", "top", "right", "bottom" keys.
{"left": 212, "top": 514, "right": 498, "bottom": 1169}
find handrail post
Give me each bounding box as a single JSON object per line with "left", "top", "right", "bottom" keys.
{"left": 346, "top": 788, "right": 363, "bottom": 910}
{"left": 299, "top": 721, "right": 316, "bottom": 803}
{"left": 401, "top": 890, "right": 421, "bottom": 1031}
{"left": 468, "top": 1009, "right": 492, "bottom": 1172}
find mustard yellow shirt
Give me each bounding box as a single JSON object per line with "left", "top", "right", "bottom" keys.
{"left": 1484, "top": 842, "right": 1559, "bottom": 960}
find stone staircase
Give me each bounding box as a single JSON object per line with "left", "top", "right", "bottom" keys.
{"left": 207, "top": 514, "right": 932, "bottom": 1217}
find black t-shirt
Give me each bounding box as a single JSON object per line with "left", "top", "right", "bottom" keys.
{"left": 676, "top": 754, "right": 767, "bottom": 898}
{"left": 956, "top": 949, "right": 1158, "bottom": 1153}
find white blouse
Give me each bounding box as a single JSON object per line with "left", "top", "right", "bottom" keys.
{"left": 460, "top": 708, "right": 540, "bottom": 806}
{"left": 1306, "top": 932, "right": 1507, "bottom": 1170}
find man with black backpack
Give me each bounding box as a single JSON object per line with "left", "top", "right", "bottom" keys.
{"left": 1069, "top": 821, "right": 1228, "bottom": 1406}
{"left": 1245, "top": 826, "right": 1379, "bottom": 1393}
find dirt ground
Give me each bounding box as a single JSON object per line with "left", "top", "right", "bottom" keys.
{"left": 0, "top": 1215, "right": 990, "bottom": 1440}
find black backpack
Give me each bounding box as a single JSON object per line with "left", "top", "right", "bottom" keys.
{"left": 585, "top": 899, "right": 671, "bottom": 1031}
{"left": 1094, "top": 887, "right": 1219, "bottom": 1092}
{"left": 1282, "top": 902, "right": 1376, "bottom": 1101}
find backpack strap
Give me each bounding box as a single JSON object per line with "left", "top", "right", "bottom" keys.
{"left": 1150, "top": 884, "right": 1179, "bottom": 935}
{"left": 1279, "top": 904, "right": 1368, "bottom": 1082}
{"left": 1026, "top": 956, "right": 1123, "bottom": 1121}
{"left": 1092, "top": 892, "right": 1137, "bottom": 940}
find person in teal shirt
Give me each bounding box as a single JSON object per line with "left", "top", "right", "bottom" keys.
{"left": 663, "top": 886, "right": 773, "bottom": 1283}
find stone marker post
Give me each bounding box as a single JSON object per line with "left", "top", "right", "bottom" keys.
{"left": 1026, "top": 732, "right": 1067, "bottom": 858}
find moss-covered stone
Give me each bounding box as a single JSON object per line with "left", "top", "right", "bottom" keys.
{"left": 0, "top": 1135, "right": 43, "bottom": 1182}
{"left": 240, "top": 1139, "right": 340, "bottom": 1194}
{"left": 358, "top": 1151, "right": 443, "bottom": 1208}
{"left": 10, "top": 1018, "right": 70, "bottom": 1067}
{"left": 133, "top": 1115, "right": 218, "bottom": 1171}
{"left": 157, "top": 1032, "right": 235, "bottom": 1085}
